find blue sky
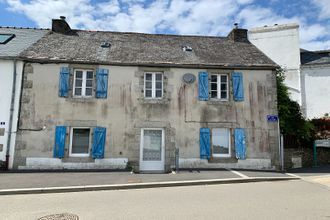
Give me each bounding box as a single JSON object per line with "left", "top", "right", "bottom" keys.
{"left": 1, "top": 0, "right": 329, "bottom": 50}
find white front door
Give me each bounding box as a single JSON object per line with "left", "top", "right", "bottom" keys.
{"left": 139, "top": 128, "right": 165, "bottom": 172}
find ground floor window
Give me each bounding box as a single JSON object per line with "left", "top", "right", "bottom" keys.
{"left": 212, "top": 128, "right": 231, "bottom": 157}
{"left": 70, "top": 128, "right": 91, "bottom": 157}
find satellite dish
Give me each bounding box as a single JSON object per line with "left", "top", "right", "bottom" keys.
{"left": 182, "top": 73, "right": 196, "bottom": 84}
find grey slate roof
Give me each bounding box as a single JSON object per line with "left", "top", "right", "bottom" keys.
{"left": 0, "top": 27, "right": 48, "bottom": 58}
{"left": 301, "top": 49, "right": 330, "bottom": 66}
{"left": 20, "top": 30, "right": 277, "bottom": 69}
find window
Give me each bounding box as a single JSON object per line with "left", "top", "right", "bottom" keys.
{"left": 210, "top": 74, "right": 228, "bottom": 100}
{"left": 212, "top": 128, "right": 231, "bottom": 157}
{"left": 69, "top": 128, "right": 91, "bottom": 157}
{"left": 144, "top": 72, "right": 163, "bottom": 98}
{"left": 0, "top": 34, "right": 15, "bottom": 44}
{"left": 73, "top": 69, "right": 93, "bottom": 97}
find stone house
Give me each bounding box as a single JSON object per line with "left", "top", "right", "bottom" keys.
{"left": 0, "top": 27, "right": 47, "bottom": 169}
{"left": 12, "top": 18, "right": 280, "bottom": 172}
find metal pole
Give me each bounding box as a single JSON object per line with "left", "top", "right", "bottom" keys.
{"left": 277, "top": 118, "right": 282, "bottom": 171}
{"left": 281, "top": 134, "right": 284, "bottom": 172}
{"left": 175, "top": 148, "right": 179, "bottom": 173}
{"left": 313, "top": 141, "right": 317, "bottom": 167}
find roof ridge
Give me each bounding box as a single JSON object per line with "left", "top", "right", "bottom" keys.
{"left": 0, "top": 26, "right": 50, "bottom": 30}
{"left": 72, "top": 29, "right": 228, "bottom": 39}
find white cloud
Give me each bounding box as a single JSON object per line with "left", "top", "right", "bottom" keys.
{"left": 312, "top": 0, "right": 330, "bottom": 19}
{"left": 4, "top": 0, "right": 330, "bottom": 50}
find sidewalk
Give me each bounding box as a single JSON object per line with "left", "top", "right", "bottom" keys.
{"left": 0, "top": 169, "right": 298, "bottom": 195}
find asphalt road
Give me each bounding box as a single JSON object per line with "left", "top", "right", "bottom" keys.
{"left": 0, "top": 180, "right": 329, "bottom": 220}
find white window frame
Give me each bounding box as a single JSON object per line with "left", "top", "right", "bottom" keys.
{"left": 212, "top": 128, "right": 231, "bottom": 158}
{"left": 210, "top": 74, "right": 229, "bottom": 101}
{"left": 73, "top": 69, "right": 94, "bottom": 97}
{"left": 144, "top": 72, "right": 163, "bottom": 99}
{"left": 69, "top": 127, "right": 91, "bottom": 157}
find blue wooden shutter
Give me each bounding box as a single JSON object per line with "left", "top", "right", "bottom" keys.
{"left": 59, "top": 67, "right": 70, "bottom": 97}
{"left": 198, "top": 72, "right": 209, "bottom": 101}
{"left": 54, "top": 126, "right": 66, "bottom": 158}
{"left": 235, "top": 128, "right": 246, "bottom": 160}
{"left": 200, "top": 128, "right": 211, "bottom": 159}
{"left": 232, "top": 72, "right": 244, "bottom": 101}
{"left": 96, "top": 68, "right": 109, "bottom": 98}
{"left": 92, "top": 127, "right": 106, "bottom": 159}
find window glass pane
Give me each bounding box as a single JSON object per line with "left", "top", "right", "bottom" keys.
{"left": 72, "top": 129, "right": 90, "bottom": 154}
{"left": 221, "top": 75, "right": 227, "bottom": 83}
{"left": 145, "top": 73, "right": 152, "bottom": 80}
{"left": 221, "top": 83, "right": 227, "bottom": 91}
{"left": 145, "top": 90, "right": 152, "bottom": 97}
{"left": 211, "top": 91, "right": 217, "bottom": 98}
{"left": 0, "top": 34, "right": 14, "bottom": 43}
{"left": 85, "top": 88, "right": 93, "bottom": 96}
{"left": 156, "top": 82, "right": 162, "bottom": 89}
{"left": 221, "top": 91, "right": 227, "bottom": 99}
{"left": 75, "top": 79, "right": 82, "bottom": 87}
{"left": 211, "top": 83, "right": 217, "bottom": 91}
{"left": 212, "top": 128, "right": 230, "bottom": 155}
{"left": 87, "top": 71, "right": 93, "bottom": 79}
{"left": 211, "top": 75, "right": 217, "bottom": 82}
{"left": 143, "top": 130, "right": 162, "bottom": 161}
{"left": 145, "top": 81, "right": 152, "bottom": 89}
{"left": 86, "top": 79, "right": 93, "bottom": 87}
{"left": 155, "top": 74, "right": 162, "bottom": 81}
{"left": 156, "top": 90, "right": 162, "bottom": 98}
{"left": 75, "top": 71, "right": 83, "bottom": 78}
{"left": 75, "top": 88, "right": 82, "bottom": 96}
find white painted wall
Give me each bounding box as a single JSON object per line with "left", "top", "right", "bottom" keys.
{"left": 248, "top": 24, "right": 302, "bottom": 104}
{"left": 301, "top": 64, "right": 330, "bottom": 119}
{"left": 0, "top": 60, "right": 23, "bottom": 168}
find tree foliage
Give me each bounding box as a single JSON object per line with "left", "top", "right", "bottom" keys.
{"left": 276, "top": 68, "right": 314, "bottom": 141}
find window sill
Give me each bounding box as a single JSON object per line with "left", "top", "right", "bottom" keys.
{"left": 138, "top": 98, "right": 170, "bottom": 105}
{"left": 62, "top": 157, "right": 94, "bottom": 163}
{"left": 209, "top": 157, "right": 238, "bottom": 163}
{"left": 66, "top": 96, "right": 96, "bottom": 103}
{"left": 207, "top": 99, "right": 232, "bottom": 106}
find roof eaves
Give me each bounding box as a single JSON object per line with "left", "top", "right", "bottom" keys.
{"left": 19, "top": 57, "right": 278, "bottom": 70}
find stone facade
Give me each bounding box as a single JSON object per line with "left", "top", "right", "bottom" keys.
{"left": 14, "top": 62, "right": 279, "bottom": 172}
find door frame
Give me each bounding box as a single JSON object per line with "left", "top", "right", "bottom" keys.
{"left": 139, "top": 128, "right": 165, "bottom": 172}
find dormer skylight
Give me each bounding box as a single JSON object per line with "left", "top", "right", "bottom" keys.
{"left": 101, "top": 41, "right": 111, "bottom": 48}
{"left": 0, "top": 34, "right": 15, "bottom": 44}
{"left": 182, "top": 45, "right": 193, "bottom": 52}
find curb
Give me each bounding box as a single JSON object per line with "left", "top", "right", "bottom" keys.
{"left": 0, "top": 176, "right": 300, "bottom": 195}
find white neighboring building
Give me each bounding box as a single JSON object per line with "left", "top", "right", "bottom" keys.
{"left": 0, "top": 27, "right": 47, "bottom": 169}
{"left": 248, "top": 24, "right": 302, "bottom": 105}
{"left": 300, "top": 50, "right": 330, "bottom": 119}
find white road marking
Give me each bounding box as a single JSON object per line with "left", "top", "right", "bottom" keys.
{"left": 227, "top": 169, "right": 250, "bottom": 179}
{"left": 285, "top": 173, "right": 301, "bottom": 178}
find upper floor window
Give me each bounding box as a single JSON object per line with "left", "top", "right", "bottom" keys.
{"left": 144, "top": 72, "right": 163, "bottom": 98}
{"left": 73, "top": 69, "right": 93, "bottom": 97}
{"left": 210, "top": 74, "right": 228, "bottom": 100}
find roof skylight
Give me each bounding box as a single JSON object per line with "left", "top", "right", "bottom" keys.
{"left": 0, "top": 34, "right": 15, "bottom": 44}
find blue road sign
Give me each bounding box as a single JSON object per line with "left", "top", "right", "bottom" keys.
{"left": 267, "top": 115, "right": 278, "bottom": 122}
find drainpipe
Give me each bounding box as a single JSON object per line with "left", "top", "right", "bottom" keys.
{"left": 5, "top": 59, "right": 17, "bottom": 170}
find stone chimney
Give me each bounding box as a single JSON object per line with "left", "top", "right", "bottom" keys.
{"left": 227, "top": 24, "right": 248, "bottom": 42}
{"left": 52, "top": 16, "right": 71, "bottom": 34}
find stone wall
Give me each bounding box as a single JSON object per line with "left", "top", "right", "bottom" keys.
{"left": 284, "top": 147, "right": 330, "bottom": 168}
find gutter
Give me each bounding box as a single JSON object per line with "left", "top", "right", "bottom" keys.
{"left": 5, "top": 59, "right": 17, "bottom": 170}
